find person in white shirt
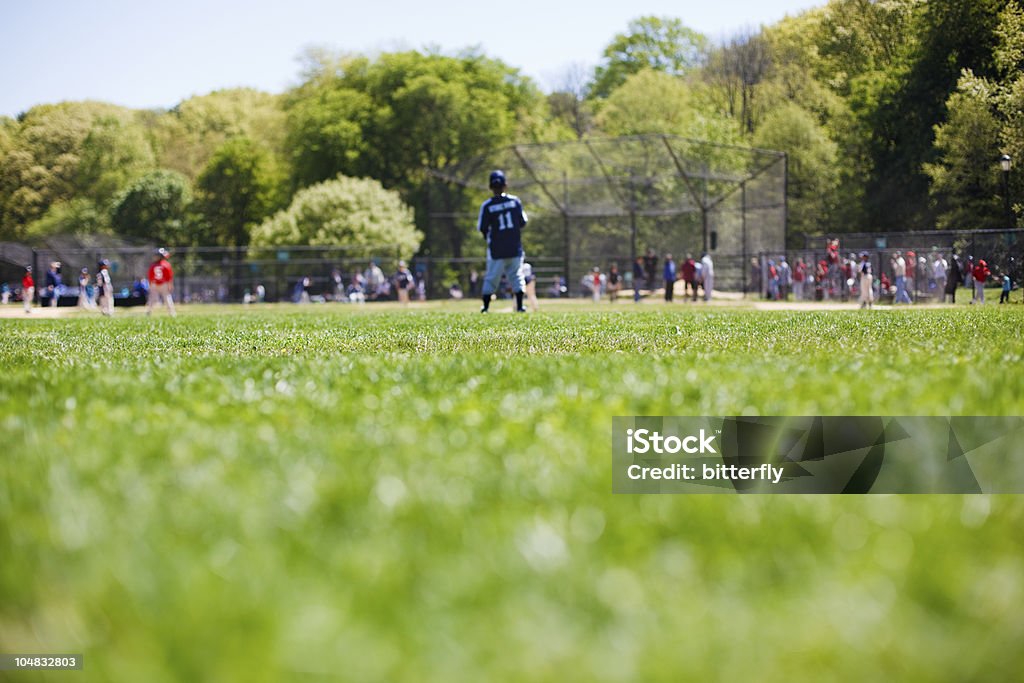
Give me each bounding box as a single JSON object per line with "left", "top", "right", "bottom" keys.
{"left": 932, "top": 254, "right": 948, "bottom": 300}
{"left": 700, "top": 253, "right": 714, "bottom": 301}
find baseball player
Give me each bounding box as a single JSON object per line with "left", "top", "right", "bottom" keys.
{"left": 22, "top": 266, "right": 34, "bottom": 314}
{"left": 146, "top": 248, "right": 177, "bottom": 316}
{"left": 478, "top": 170, "right": 527, "bottom": 313}
{"left": 96, "top": 259, "right": 114, "bottom": 316}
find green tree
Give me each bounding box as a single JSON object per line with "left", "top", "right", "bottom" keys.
{"left": 594, "top": 69, "right": 739, "bottom": 144}
{"left": 754, "top": 102, "right": 840, "bottom": 238}
{"left": 546, "top": 63, "right": 596, "bottom": 140}
{"left": 111, "top": 169, "right": 192, "bottom": 245}
{"left": 704, "top": 29, "right": 772, "bottom": 135}
{"left": 251, "top": 174, "right": 422, "bottom": 257}
{"left": 192, "top": 137, "right": 284, "bottom": 247}
{"left": 860, "top": 0, "right": 1004, "bottom": 230}
{"left": 24, "top": 198, "right": 110, "bottom": 238}
{"left": 924, "top": 74, "right": 1003, "bottom": 229}
{"left": 591, "top": 16, "right": 708, "bottom": 99}
{"left": 926, "top": 2, "right": 1024, "bottom": 230}
{"left": 75, "top": 115, "right": 156, "bottom": 209}
{"left": 150, "top": 88, "right": 288, "bottom": 181}
{"left": 0, "top": 101, "right": 137, "bottom": 238}
{"left": 284, "top": 49, "right": 546, "bottom": 256}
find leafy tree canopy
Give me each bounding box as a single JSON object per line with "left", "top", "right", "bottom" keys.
{"left": 251, "top": 174, "right": 422, "bottom": 257}
{"left": 591, "top": 16, "right": 708, "bottom": 99}
{"left": 110, "top": 169, "right": 192, "bottom": 245}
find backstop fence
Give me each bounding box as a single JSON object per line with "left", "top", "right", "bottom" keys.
{"left": 429, "top": 134, "right": 788, "bottom": 292}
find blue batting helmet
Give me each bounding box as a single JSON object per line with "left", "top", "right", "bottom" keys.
{"left": 489, "top": 170, "right": 506, "bottom": 187}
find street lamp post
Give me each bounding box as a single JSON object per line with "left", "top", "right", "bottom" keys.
{"left": 1001, "top": 154, "right": 1012, "bottom": 229}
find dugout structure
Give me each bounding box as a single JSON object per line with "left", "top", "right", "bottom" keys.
{"left": 431, "top": 134, "right": 787, "bottom": 290}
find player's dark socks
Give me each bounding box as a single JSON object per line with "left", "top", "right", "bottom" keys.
{"left": 515, "top": 292, "right": 525, "bottom": 312}
{"left": 481, "top": 294, "right": 490, "bottom": 312}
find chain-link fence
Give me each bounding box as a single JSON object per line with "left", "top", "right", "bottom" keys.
{"left": 0, "top": 239, "right": 566, "bottom": 305}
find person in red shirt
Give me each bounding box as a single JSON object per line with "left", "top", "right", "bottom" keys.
{"left": 681, "top": 253, "right": 697, "bottom": 301}
{"left": 971, "top": 259, "right": 991, "bottom": 304}
{"left": 146, "top": 248, "right": 177, "bottom": 316}
{"left": 793, "top": 258, "right": 807, "bottom": 300}
{"left": 21, "top": 266, "right": 34, "bottom": 314}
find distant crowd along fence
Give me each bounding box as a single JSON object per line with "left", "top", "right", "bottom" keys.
{"left": 751, "top": 228, "right": 1023, "bottom": 302}
{"left": 1, "top": 243, "right": 575, "bottom": 304}
{"left": 4, "top": 239, "right": 767, "bottom": 305}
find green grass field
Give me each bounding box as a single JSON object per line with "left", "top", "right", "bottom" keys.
{"left": 2, "top": 304, "right": 1023, "bottom": 681}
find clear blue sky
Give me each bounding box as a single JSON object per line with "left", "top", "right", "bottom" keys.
{"left": 0, "top": 0, "right": 820, "bottom": 118}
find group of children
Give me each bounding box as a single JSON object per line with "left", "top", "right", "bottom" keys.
{"left": 16, "top": 249, "right": 176, "bottom": 316}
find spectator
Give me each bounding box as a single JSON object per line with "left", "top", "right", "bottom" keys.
{"left": 293, "top": 276, "right": 312, "bottom": 304}
{"left": 632, "top": 257, "right": 645, "bottom": 303}
{"left": 1000, "top": 272, "right": 1012, "bottom": 304}
{"left": 364, "top": 261, "right": 386, "bottom": 300}
{"left": 548, "top": 276, "right": 565, "bottom": 298}
{"left": 700, "top": 252, "right": 714, "bottom": 302}
{"left": 778, "top": 257, "right": 792, "bottom": 301}
{"left": 891, "top": 251, "right": 912, "bottom": 304}
{"left": 933, "top": 253, "right": 948, "bottom": 300}
{"left": 826, "top": 239, "right": 841, "bottom": 297}
{"left": 663, "top": 253, "right": 676, "bottom": 302}
{"left": 971, "top": 259, "right": 991, "bottom": 304}
{"left": 766, "top": 259, "right": 779, "bottom": 300}
{"left": 469, "top": 269, "right": 480, "bottom": 297}
{"left": 521, "top": 262, "right": 539, "bottom": 311}
{"left": 793, "top": 258, "right": 806, "bottom": 301}
{"left": 1, "top": 282, "right": 9, "bottom": 305}
{"left": 858, "top": 252, "right": 874, "bottom": 309}
{"left": 905, "top": 250, "right": 917, "bottom": 297}
{"left": 330, "top": 268, "right": 343, "bottom": 301}
{"left": 964, "top": 255, "right": 975, "bottom": 295}
{"left": 393, "top": 260, "right": 415, "bottom": 304}
{"left": 606, "top": 263, "right": 621, "bottom": 303}
{"left": 643, "top": 248, "right": 658, "bottom": 289}
{"left": 945, "top": 255, "right": 962, "bottom": 303}
{"left": 132, "top": 276, "right": 149, "bottom": 300}
{"left": 681, "top": 254, "right": 697, "bottom": 302}
{"left": 879, "top": 272, "right": 892, "bottom": 298}
{"left": 346, "top": 272, "right": 366, "bottom": 304}
{"left": 749, "top": 257, "right": 761, "bottom": 297}
{"left": 589, "top": 266, "right": 602, "bottom": 303}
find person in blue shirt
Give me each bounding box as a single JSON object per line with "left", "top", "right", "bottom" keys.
{"left": 1000, "top": 273, "right": 1012, "bottom": 304}
{"left": 478, "top": 170, "right": 527, "bottom": 313}
{"left": 663, "top": 253, "right": 676, "bottom": 302}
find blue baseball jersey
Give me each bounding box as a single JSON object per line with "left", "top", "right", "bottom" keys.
{"left": 478, "top": 193, "right": 527, "bottom": 259}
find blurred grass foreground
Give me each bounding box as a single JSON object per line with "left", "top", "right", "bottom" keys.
{"left": 2, "top": 305, "right": 1023, "bottom": 681}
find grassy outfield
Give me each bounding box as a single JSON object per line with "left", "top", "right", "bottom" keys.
{"left": 1, "top": 304, "right": 1023, "bottom": 682}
